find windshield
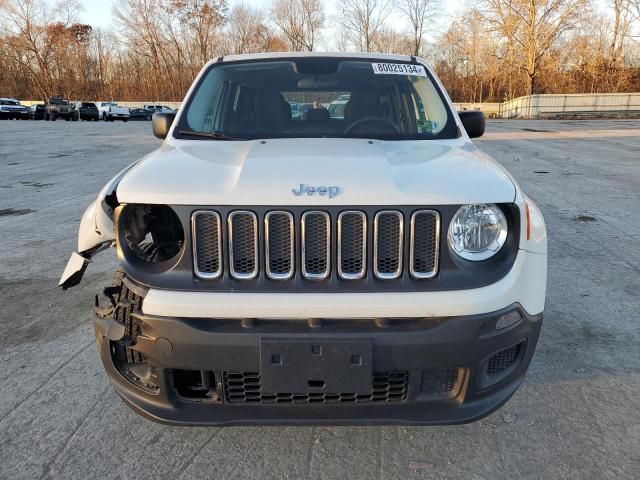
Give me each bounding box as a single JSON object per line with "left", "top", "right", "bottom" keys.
{"left": 1, "top": 100, "right": 20, "bottom": 106}
{"left": 177, "top": 58, "right": 455, "bottom": 140}
{"left": 50, "top": 98, "right": 68, "bottom": 105}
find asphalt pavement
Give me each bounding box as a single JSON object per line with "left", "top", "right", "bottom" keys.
{"left": 0, "top": 119, "right": 639, "bottom": 479}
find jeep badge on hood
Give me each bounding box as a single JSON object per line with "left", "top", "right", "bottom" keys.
{"left": 292, "top": 184, "right": 341, "bottom": 198}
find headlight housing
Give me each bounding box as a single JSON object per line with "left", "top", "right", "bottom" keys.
{"left": 448, "top": 204, "right": 508, "bottom": 261}
{"left": 119, "top": 204, "right": 184, "bottom": 265}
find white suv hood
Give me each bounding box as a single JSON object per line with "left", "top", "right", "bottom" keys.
{"left": 116, "top": 138, "right": 516, "bottom": 205}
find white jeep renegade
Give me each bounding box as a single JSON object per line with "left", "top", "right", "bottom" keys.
{"left": 60, "top": 52, "right": 547, "bottom": 425}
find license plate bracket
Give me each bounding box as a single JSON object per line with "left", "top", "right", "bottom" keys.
{"left": 260, "top": 339, "right": 372, "bottom": 394}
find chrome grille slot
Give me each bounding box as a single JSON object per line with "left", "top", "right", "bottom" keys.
{"left": 191, "top": 207, "right": 441, "bottom": 284}
{"left": 228, "top": 211, "right": 258, "bottom": 279}
{"left": 192, "top": 211, "right": 222, "bottom": 279}
{"left": 265, "top": 211, "right": 294, "bottom": 280}
{"left": 338, "top": 211, "right": 366, "bottom": 279}
{"left": 301, "top": 211, "right": 330, "bottom": 279}
{"left": 410, "top": 210, "right": 440, "bottom": 278}
{"left": 374, "top": 211, "right": 403, "bottom": 279}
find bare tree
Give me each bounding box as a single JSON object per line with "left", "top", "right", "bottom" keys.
{"left": 227, "top": 4, "right": 273, "bottom": 54}
{"left": 271, "top": 0, "right": 324, "bottom": 51}
{"left": 0, "top": 0, "right": 82, "bottom": 98}
{"left": 338, "top": 0, "right": 392, "bottom": 52}
{"left": 371, "top": 27, "right": 413, "bottom": 54}
{"left": 400, "top": 0, "right": 437, "bottom": 56}
{"left": 478, "top": 0, "right": 589, "bottom": 95}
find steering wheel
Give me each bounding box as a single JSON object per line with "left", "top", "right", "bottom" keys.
{"left": 344, "top": 117, "right": 401, "bottom": 136}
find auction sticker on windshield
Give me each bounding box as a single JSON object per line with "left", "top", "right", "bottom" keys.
{"left": 372, "top": 63, "right": 427, "bottom": 76}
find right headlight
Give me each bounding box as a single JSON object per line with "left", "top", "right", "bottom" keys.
{"left": 448, "top": 204, "right": 508, "bottom": 261}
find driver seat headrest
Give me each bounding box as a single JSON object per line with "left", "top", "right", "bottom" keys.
{"left": 345, "top": 89, "right": 380, "bottom": 122}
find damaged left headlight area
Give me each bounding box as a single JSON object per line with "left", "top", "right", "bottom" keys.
{"left": 93, "top": 204, "right": 186, "bottom": 395}
{"left": 115, "top": 203, "right": 185, "bottom": 268}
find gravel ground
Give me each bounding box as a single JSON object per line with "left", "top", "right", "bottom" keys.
{"left": 0, "top": 119, "right": 639, "bottom": 479}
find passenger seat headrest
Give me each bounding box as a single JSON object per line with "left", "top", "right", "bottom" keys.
{"left": 306, "top": 108, "right": 330, "bottom": 123}
{"left": 255, "top": 91, "right": 289, "bottom": 128}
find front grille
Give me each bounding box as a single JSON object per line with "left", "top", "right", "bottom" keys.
{"left": 419, "top": 368, "right": 464, "bottom": 399}
{"left": 192, "top": 211, "right": 222, "bottom": 278}
{"left": 374, "top": 211, "right": 403, "bottom": 279}
{"left": 192, "top": 208, "right": 441, "bottom": 282}
{"left": 301, "top": 211, "right": 330, "bottom": 279}
{"left": 487, "top": 342, "right": 524, "bottom": 376}
{"left": 410, "top": 210, "right": 440, "bottom": 278}
{"left": 265, "top": 211, "right": 294, "bottom": 279}
{"left": 228, "top": 211, "right": 258, "bottom": 279}
{"left": 223, "top": 371, "right": 408, "bottom": 404}
{"left": 338, "top": 211, "right": 366, "bottom": 279}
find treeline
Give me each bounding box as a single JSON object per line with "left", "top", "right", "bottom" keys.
{"left": 0, "top": 0, "right": 639, "bottom": 103}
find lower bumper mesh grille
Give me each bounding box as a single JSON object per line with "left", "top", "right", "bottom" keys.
{"left": 419, "top": 368, "right": 465, "bottom": 399}
{"left": 487, "top": 343, "right": 524, "bottom": 376}
{"left": 223, "top": 371, "right": 409, "bottom": 404}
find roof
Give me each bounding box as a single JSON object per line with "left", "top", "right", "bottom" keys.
{"left": 220, "top": 51, "right": 414, "bottom": 64}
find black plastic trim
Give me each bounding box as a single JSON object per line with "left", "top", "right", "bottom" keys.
{"left": 118, "top": 203, "right": 520, "bottom": 293}
{"left": 94, "top": 300, "right": 543, "bottom": 426}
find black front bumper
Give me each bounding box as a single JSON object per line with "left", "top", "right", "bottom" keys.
{"left": 94, "top": 292, "right": 542, "bottom": 426}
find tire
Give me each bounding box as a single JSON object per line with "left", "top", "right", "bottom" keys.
{"left": 102, "top": 113, "right": 107, "bottom": 121}
{"left": 51, "top": 114, "right": 57, "bottom": 121}
{"left": 146, "top": 115, "right": 151, "bottom": 120}
{"left": 123, "top": 119, "right": 128, "bottom": 122}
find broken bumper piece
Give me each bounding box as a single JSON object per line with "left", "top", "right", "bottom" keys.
{"left": 59, "top": 252, "right": 90, "bottom": 290}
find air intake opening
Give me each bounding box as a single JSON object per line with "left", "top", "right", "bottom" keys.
{"left": 173, "top": 369, "right": 220, "bottom": 401}
{"left": 487, "top": 342, "right": 524, "bottom": 376}
{"left": 478, "top": 341, "right": 526, "bottom": 389}
{"left": 419, "top": 368, "right": 465, "bottom": 399}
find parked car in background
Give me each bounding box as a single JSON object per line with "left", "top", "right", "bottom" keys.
{"left": 73, "top": 101, "right": 100, "bottom": 121}
{"left": 129, "top": 108, "right": 154, "bottom": 121}
{"left": 328, "top": 97, "right": 349, "bottom": 119}
{"left": 30, "top": 104, "right": 47, "bottom": 120}
{"left": 0, "top": 98, "right": 31, "bottom": 120}
{"left": 46, "top": 97, "right": 75, "bottom": 121}
{"left": 288, "top": 101, "right": 301, "bottom": 119}
{"left": 299, "top": 102, "right": 313, "bottom": 119}
{"left": 97, "top": 102, "right": 130, "bottom": 122}
{"left": 143, "top": 104, "right": 174, "bottom": 113}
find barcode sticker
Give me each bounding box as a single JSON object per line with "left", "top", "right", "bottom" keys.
{"left": 372, "top": 63, "right": 427, "bottom": 76}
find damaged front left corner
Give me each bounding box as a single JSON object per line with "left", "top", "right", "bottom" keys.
{"left": 59, "top": 161, "right": 140, "bottom": 290}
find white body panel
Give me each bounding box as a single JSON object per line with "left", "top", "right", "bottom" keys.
{"left": 116, "top": 138, "right": 516, "bottom": 206}
{"left": 143, "top": 249, "right": 546, "bottom": 318}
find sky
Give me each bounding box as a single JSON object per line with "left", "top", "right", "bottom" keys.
{"left": 76, "top": 0, "right": 464, "bottom": 41}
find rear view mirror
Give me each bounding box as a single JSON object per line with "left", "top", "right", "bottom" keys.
{"left": 152, "top": 112, "right": 176, "bottom": 139}
{"left": 458, "top": 110, "right": 485, "bottom": 138}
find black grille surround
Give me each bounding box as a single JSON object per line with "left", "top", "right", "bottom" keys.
{"left": 119, "top": 204, "right": 520, "bottom": 293}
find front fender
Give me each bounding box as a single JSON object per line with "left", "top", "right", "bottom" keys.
{"left": 59, "top": 161, "right": 141, "bottom": 289}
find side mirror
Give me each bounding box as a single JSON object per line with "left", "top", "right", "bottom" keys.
{"left": 152, "top": 112, "right": 176, "bottom": 139}
{"left": 458, "top": 110, "right": 485, "bottom": 138}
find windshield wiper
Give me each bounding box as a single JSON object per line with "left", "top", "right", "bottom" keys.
{"left": 177, "top": 130, "right": 240, "bottom": 140}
